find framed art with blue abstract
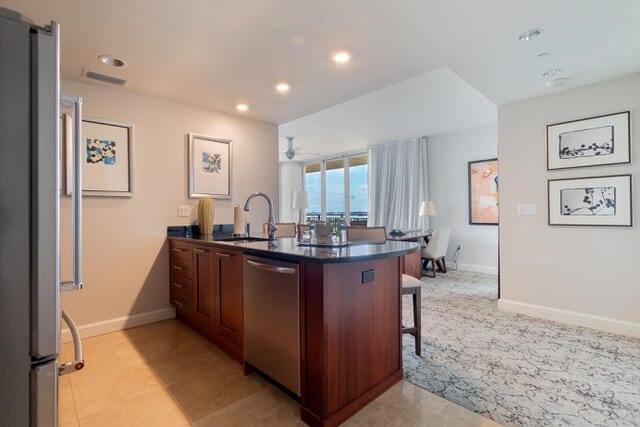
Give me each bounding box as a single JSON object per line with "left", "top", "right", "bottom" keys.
{"left": 64, "top": 115, "right": 133, "bottom": 197}
{"left": 548, "top": 174, "right": 632, "bottom": 226}
{"left": 188, "top": 133, "right": 231, "bottom": 198}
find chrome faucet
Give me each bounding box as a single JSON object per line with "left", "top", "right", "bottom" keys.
{"left": 244, "top": 192, "right": 278, "bottom": 241}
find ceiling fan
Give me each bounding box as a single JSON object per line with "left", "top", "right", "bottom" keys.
{"left": 281, "top": 136, "right": 319, "bottom": 160}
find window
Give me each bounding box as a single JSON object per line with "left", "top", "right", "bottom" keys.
{"left": 304, "top": 163, "right": 321, "bottom": 220}
{"left": 303, "top": 154, "right": 368, "bottom": 225}
{"left": 348, "top": 155, "right": 368, "bottom": 226}
{"left": 325, "top": 159, "right": 345, "bottom": 222}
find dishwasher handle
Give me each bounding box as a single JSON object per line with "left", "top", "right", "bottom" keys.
{"left": 245, "top": 259, "right": 296, "bottom": 275}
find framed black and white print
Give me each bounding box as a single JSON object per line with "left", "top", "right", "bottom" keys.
{"left": 548, "top": 175, "right": 632, "bottom": 226}
{"left": 188, "top": 133, "right": 232, "bottom": 198}
{"left": 546, "top": 111, "right": 630, "bottom": 170}
{"left": 65, "top": 116, "right": 134, "bottom": 197}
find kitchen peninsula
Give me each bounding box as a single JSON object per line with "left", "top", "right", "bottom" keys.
{"left": 167, "top": 227, "right": 419, "bottom": 427}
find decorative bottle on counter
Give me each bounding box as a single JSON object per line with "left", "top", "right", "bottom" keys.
{"left": 309, "top": 218, "right": 316, "bottom": 242}
{"left": 338, "top": 215, "right": 348, "bottom": 243}
{"left": 198, "top": 198, "right": 215, "bottom": 235}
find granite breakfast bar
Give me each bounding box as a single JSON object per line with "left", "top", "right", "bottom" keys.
{"left": 167, "top": 229, "right": 419, "bottom": 426}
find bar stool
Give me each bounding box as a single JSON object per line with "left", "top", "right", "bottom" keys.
{"left": 401, "top": 274, "right": 422, "bottom": 356}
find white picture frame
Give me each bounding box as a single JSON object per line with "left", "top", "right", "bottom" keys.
{"left": 548, "top": 174, "right": 632, "bottom": 227}
{"left": 546, "top": 111, "right": 630, "bottom": 170}
{"left": 188, "top": 133, "right": 232, "bottom": 199}
{"left": 65, "top": 115, "right": 134, "bottom": 197}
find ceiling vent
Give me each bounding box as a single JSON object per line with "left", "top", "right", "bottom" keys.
{"left": 84, "top": 70, "right": 127, "bottom": 86}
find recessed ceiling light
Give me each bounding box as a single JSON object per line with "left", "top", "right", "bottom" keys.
{"left": 546, "top": 78, "right": 570, "bottom": 88}
{"left": 98, "top": 55, "right": 126, "bottom": 67}
{"left": 332, "top": 51, "right": 351, "bottom": 64}
{"left": 236, "top": 103, "right": 249, "bottom": 112}
{"left": 542, "top": 68, "right": 563, "bottom": 77}
{"left": 518, "top": 29, "right": 543, "bottom": 41}
{"left": 275, "top": 82, "right": 291, "bottom": 93}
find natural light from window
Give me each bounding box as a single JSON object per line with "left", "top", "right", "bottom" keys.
{"left": 304, "top": 154, "right": 368, "bottom": 225}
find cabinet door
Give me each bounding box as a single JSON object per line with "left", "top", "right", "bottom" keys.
{"left": 193, "top": 245, "right": 215, "bottom": 333}
{"left": 213, "top": 249, "right": 243, "bottom": 349}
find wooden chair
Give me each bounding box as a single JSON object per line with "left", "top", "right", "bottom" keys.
{"left": 347, "top": 226, "right": 387, "bottom": 244}
{"left": 420, "top": 229, "right": 451, "bottom": 277}
{"left": 297, "top": 224, "right": 310, "bottom": 236}
{"left": 401, "top": 273, "right": 422, "bottom": 356}
{"left": 263, "top": 222, "right": 297, "bottom": 238}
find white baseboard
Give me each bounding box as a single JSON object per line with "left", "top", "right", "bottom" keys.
{"left": 498, "top": 299, "right": 640, "bottom": 338}
{"left": 60, "top": 307, "right": 176, "bottom": 343}
{"left": 454, "top": 262, "right": 498, "bottom": 275}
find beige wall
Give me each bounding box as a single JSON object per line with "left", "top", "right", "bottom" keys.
{"left": 60, "top": 79, "right": 278, "bottom": 329}
{"left": 279, "top": 161, "right": 304, "bottom": 223}
{"left": 427, "top": 125, "right": 498, "bottom": 273}
{"left": 498, "top": 72, "right": 640, "bottom": 336}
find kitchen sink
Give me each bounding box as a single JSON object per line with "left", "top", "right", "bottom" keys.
{"left": 215, "top": 236, "right": 272, "bottom": 243}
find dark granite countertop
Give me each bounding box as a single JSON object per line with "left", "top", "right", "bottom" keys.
{"left": 167, "top": 229, "right": 419, "bottom": 264}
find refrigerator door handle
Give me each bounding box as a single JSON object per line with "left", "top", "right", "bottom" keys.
{"left": 60, "top": 95, "right": 83, "bottom": 292}
{"left": 58, "top": 310, "right": 85, "bottom": 375}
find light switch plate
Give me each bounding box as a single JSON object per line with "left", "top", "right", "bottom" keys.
{"left": 517, "top": 203, "right": 537, "bottom": 215}
{"left": 178, "top": 205, "right": 191, "bottom": 217}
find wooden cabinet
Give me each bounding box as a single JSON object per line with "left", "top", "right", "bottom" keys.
{"left": 168, "top": 239, "right": 243, "bottom": 361}
{"left": 192, "top": 245, "right": 215, "bottom": 336}
{"left": 169, "top": 240, "right": 194, "bottom": 314}
{"left": 402, "top": 250, "right": 422, "bottom": 279}
{"left": 212, "top": 247, "right": 243, "bottom": 359}
{"left": 301, "top": 257, "right": 403, "bottom": 426}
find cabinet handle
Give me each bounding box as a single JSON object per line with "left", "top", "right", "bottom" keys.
{"left": 194, "top": 248, "right": 208, "bottom": 253}
{"left": 216, "top": 253, "right": 231, "bottom": 258}
{"left": 172, "top": 299, "right": 184, "bottom": 307}
{"left": 172, "top": 282, "right": 183, "bottom": 288}
{"left": 172, "top": 248, "right": 185, "bottom": 253}
{"left": 245, "top": 259, "right": 296, "bottom": 275}
{"left": 172, "top": 265, "right": 183, "bottom": 270}
{"left": 60, "top": 95, "right": 84, "bottom": 293}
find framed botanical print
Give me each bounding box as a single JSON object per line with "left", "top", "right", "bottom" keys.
{"left": 65, "top": 116, "right": 134, "bottom": 197}
{"left": 546, "top": 111, "right": 630, "bottom": 170}
{"left": 468, "top": 158, "right": 499, "bottom": 225}
{"left": 188, "top": 133, "right": 232, "bottom": 198}
{"left": 548, "top": 174, "right": 632, "bottom": 226}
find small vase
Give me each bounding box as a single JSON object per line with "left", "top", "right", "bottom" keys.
{"left": 198, "top": 198, "right": 215, "bottom": 235}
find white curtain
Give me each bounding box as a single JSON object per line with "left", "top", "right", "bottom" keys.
{"left": 368, "top": 137, "right": 429, "bottom": 231}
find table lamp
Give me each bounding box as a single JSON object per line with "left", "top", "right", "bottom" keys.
{"left": 292, "top": 190, "right": 309, "bottom": 224}
{"left": 419, "top": 200, "right": 437, "bottom": 232}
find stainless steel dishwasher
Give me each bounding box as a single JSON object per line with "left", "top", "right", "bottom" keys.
{"left": 243, "top": 255, "right": 300, "bottom": 396}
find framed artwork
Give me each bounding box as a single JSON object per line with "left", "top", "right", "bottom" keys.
{"left": 548, "top": 174, "right": 632, "bottom": 226}
{"left": 65, "top": 115, "right": 133, "bottom": 197}
{"left": 468, "top": 158, "right": 499, "bottom": 225}
{"left": 546, "top": 111, "right": 630, "bottom": 170}
{"left": 188, "top": 133, "right": 232, "bottom": 198}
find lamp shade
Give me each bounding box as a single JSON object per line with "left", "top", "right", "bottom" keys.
{"left": 419, "top": 200, "right": 437, "bottom": 216}
{"left": 292, "top": 190, "right": 309, "bottom": 210}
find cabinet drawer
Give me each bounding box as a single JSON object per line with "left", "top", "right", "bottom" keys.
{"left": 170, "top": 273, "right": 193, "bottom": 305}
{"left": 170, "top": 240, "right": 192, "bottom": 261}
{"left": 170, "top": 256, "right": 193, "bottom": 279}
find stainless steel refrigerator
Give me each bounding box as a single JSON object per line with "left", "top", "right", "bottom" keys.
{"left": 1, "top": 7, "right": 85, "bottom": 426}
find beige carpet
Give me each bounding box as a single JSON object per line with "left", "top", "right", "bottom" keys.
{"left": 402, "top": 270, "right": 640, "bottom": 427}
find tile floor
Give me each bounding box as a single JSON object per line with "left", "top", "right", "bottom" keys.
{"left": 59, "top": 319, "right": 501, "bottom": 426}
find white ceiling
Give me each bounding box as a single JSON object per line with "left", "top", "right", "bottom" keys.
{"left": 278, "top": 67, "right": 497, "bottom": 161}
{"left": 5, "top": 0, "right": 640, "bottom": 124}
{"left": 2, "top": 0, "right": 639, "bottom": 127}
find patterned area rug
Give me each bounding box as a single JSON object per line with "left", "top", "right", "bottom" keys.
{"left": 401, "top": 270, "right": 640, "bottom": 427}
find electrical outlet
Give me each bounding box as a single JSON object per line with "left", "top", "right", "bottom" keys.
{"left": 178, "top": 205, "right": 191, "bottom": 217}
